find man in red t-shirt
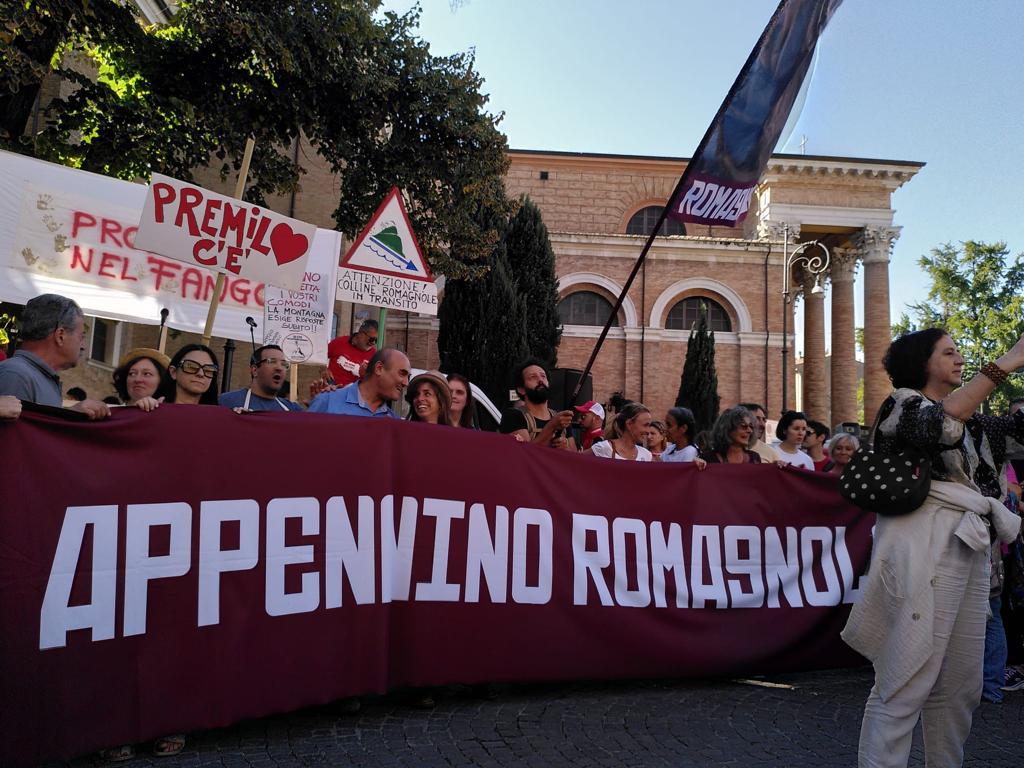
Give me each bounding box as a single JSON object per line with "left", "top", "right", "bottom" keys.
{"left": 327, "top": 319, "right": 378, "bottom": 387}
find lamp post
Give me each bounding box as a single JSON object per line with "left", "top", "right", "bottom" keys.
{"left": 780, "top": 223, "right": 831, "bottom": 413}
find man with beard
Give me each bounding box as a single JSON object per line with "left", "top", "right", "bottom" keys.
{"left": 219, "top": 344, "right": 303, "bottom": 412}
{"left": 499, "top": 359, "right": 574, "bottom": 449}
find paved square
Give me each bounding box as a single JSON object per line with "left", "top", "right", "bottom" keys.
{"left": 56, "top": 667, "right": 1024, "bottom": 767}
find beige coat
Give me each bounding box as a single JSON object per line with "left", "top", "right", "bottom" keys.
{"left": 841, "top": 480, "right": 1020, "bottom": 702}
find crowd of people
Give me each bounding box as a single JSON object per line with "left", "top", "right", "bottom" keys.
{"left": 3, "top": 294, "right": 1024, "bottom": 768}
{"left": 0, "top": 293, "right": 868, "bottom": 481}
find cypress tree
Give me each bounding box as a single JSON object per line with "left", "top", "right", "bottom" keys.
{"left": 675, "top": 304, "right": 720, "bottom": 433}
{"left": 503, "top": 196, "right": 561, "bottom": 367}
{"left": 438, "top": 184, "right": 528, "bottom": 408}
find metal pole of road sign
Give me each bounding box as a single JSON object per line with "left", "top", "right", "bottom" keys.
{"left": 377, "top": 307, "right": 387, "bottom": 348}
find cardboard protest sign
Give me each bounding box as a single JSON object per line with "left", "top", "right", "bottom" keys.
{"left": 262, "top": 228, "right": 340, "bottom": 365}
{"left": 135, "top": 173, "right": 316, "bottom": 291}
{"left": 0, "top": 151, "right": 263, "bottom": 340}
{"left": 337, "top": 187, "right": 438, "bottom": 315}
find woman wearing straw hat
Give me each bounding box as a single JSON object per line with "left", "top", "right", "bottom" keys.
{"left": 111, "top": 347, "right": 170, "bottom": 412}
{"left": 406, "top": 370, "right": 454, "bottom": 426}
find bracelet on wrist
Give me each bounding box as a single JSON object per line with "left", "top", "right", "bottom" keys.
{"left": 980, "top": 361, "right": 1010, "bottom": 386}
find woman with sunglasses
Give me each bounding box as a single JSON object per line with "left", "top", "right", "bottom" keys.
{"left": 157, "top": 344, "right": 220, "bottom": 405}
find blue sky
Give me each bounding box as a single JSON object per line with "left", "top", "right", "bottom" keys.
{"left": 381, "top": 0, "right": 1024, "bottom": 350}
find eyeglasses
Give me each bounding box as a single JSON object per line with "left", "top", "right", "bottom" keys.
{"left": 177, "top": 359, "right": 219, "bottom": 378}
{"left": 255, "top": 357, "right": 287, "bottom": 368}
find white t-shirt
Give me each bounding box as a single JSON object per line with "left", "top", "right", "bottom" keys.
{"left": 591, "top": 441, "right": 653, "bottom": 462}
{"left": 772, "top": 441, "right": 815, "bottom": 470}
{"left": 662, "top": 443, "right": 699, "bottom": 463}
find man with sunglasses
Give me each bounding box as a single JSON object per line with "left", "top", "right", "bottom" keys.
{"left": 219, "top": 344, "right": 303, "bottom": 412}
{"left": 326, "top": 319, "right": 378, "bottom": 388}
{"left": 0, "top": 293, "right": 109, "bottom": 419}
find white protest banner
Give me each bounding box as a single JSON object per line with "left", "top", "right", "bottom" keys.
{"left": 0, "top": 150, "right": 339, "bottom": 343}
{"left": 262, "top": 228, "right": 339, "bottom": 365}
{"left": 337, "top": 187, "right": 438, "bottom": 315}
{"left": 135, "top": 173, "right": 316, "bottom": 292}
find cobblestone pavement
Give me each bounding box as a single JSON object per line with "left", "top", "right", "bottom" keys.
{"left": 62, "top": 667, "right": 1023, "bottom": 767}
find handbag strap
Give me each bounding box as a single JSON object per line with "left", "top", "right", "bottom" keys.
{"left": 868, "top": 393, "right": 964, "bottom": 458}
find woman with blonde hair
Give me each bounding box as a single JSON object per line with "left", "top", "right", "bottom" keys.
{"left": 589, "top": 402, "right": 653, "bottom": 462}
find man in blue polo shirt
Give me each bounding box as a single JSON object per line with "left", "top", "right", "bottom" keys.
{"left": 308, "top": 348, "right": 410, "bottom": 418}
{"left": 0, "top": 293, "right": 109, "bottom": 419}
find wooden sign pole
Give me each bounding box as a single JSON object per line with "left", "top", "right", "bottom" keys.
{"left": 201, "top": 137, "right": 255, "bottom": 346}
{"left": 289, "top": 362, "right": 298, "bottom": 403}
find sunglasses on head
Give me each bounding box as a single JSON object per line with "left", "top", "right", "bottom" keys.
{"left": 177, "top": 359, "right": 219, "bottom": 378}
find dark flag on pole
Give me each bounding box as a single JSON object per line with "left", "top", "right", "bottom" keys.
{"left": 667, "top": 0, "right": 843, "bottom": 229}
{"left": 568, "top": 0, "right": 843, "bottom": 407}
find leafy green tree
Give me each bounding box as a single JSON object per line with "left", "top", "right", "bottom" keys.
{"left": 2, "top": 0, "right": 508, "bottom": 280}
{"left": 503, "top": 196, "right": 561, "bottom": 366}
{"left": 903, "top": 241, "right": 1024, "bottom": 413}
{"left": 675, "top": 304, "right": 720, "bottom": 433}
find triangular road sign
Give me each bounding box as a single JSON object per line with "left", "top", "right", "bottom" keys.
{"left": 340, "top": 187, "right": 433, "bottom": 283}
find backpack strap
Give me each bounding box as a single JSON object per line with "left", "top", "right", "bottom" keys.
{"left": 521, "top": 407, "right": 554, "bottom": 442}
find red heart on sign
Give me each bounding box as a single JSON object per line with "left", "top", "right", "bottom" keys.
{"left": 270, "top": 223, "right": 309, "bottom": 266}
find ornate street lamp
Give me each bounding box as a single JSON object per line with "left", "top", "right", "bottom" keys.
{"left": 780, "top": 223, "right": 831, "bottom": 412}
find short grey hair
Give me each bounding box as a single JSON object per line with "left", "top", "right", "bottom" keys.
{"left": 19, "top": 294, "right": 83, "bottom": 342}
{"left": 826, "top": 432, "right": 860, "bottom": 453}
{"left": 709, "top": 406, "right": 755, "bottom": 455}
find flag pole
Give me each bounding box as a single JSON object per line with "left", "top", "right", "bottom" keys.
{"left": 567, "top": 207, "right": 684, "bottom": 408}
{"left": 202, "top": 137, "right": 255, "bottom": 346}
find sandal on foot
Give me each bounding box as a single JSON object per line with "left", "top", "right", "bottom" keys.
{"left": 100, "top": 745, "right": 135, "bottom": 762}
{"left": 153, "top": 735, "right": 185, "bottom": 757}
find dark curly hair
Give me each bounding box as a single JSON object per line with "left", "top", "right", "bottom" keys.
{"left": 112, "top": 354, "right": 168, "bottom": 403}
{"left": 883, "top": 328, "right": 948, "bottom": 390}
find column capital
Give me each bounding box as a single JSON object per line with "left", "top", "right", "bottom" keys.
{"left": 758, "top": 220, "right": 801, "bottom": 242}
{"left": 857, "top": 226, "right": 902, "bottom": 264}
{"left": 829, "top": 247, "right": 859, "bottom": 283}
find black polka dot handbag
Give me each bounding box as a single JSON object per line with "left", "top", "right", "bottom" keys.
{"left": 838, "top": 446, "right": 932, "bottom": 516}
{"left": 838, "top": 395, "right": 933, "bottom": 516}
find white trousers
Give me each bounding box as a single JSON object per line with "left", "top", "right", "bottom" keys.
{"left": 857, "top": 531, "right": 989, "bottom": 768}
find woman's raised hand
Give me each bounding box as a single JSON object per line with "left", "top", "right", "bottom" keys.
{"left": 998, "top": 333, "right": 1024, "bottom": 372}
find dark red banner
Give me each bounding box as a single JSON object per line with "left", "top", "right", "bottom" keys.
{"left": 0, "top": 407, "right": 871, "bottom": 765}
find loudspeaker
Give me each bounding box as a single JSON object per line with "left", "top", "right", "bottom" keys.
{"left": 548, "top": 368, "right": 593, "bottom": 411}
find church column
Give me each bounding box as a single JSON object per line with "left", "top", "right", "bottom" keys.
{"left": 859, "top": 226, "right": 901, "bottom": 422}
{"left": 800, "top": 269, "right": 827, "bottom": 422}
{"left": 829, "top": 248, "right": 859, "bottom": 427}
